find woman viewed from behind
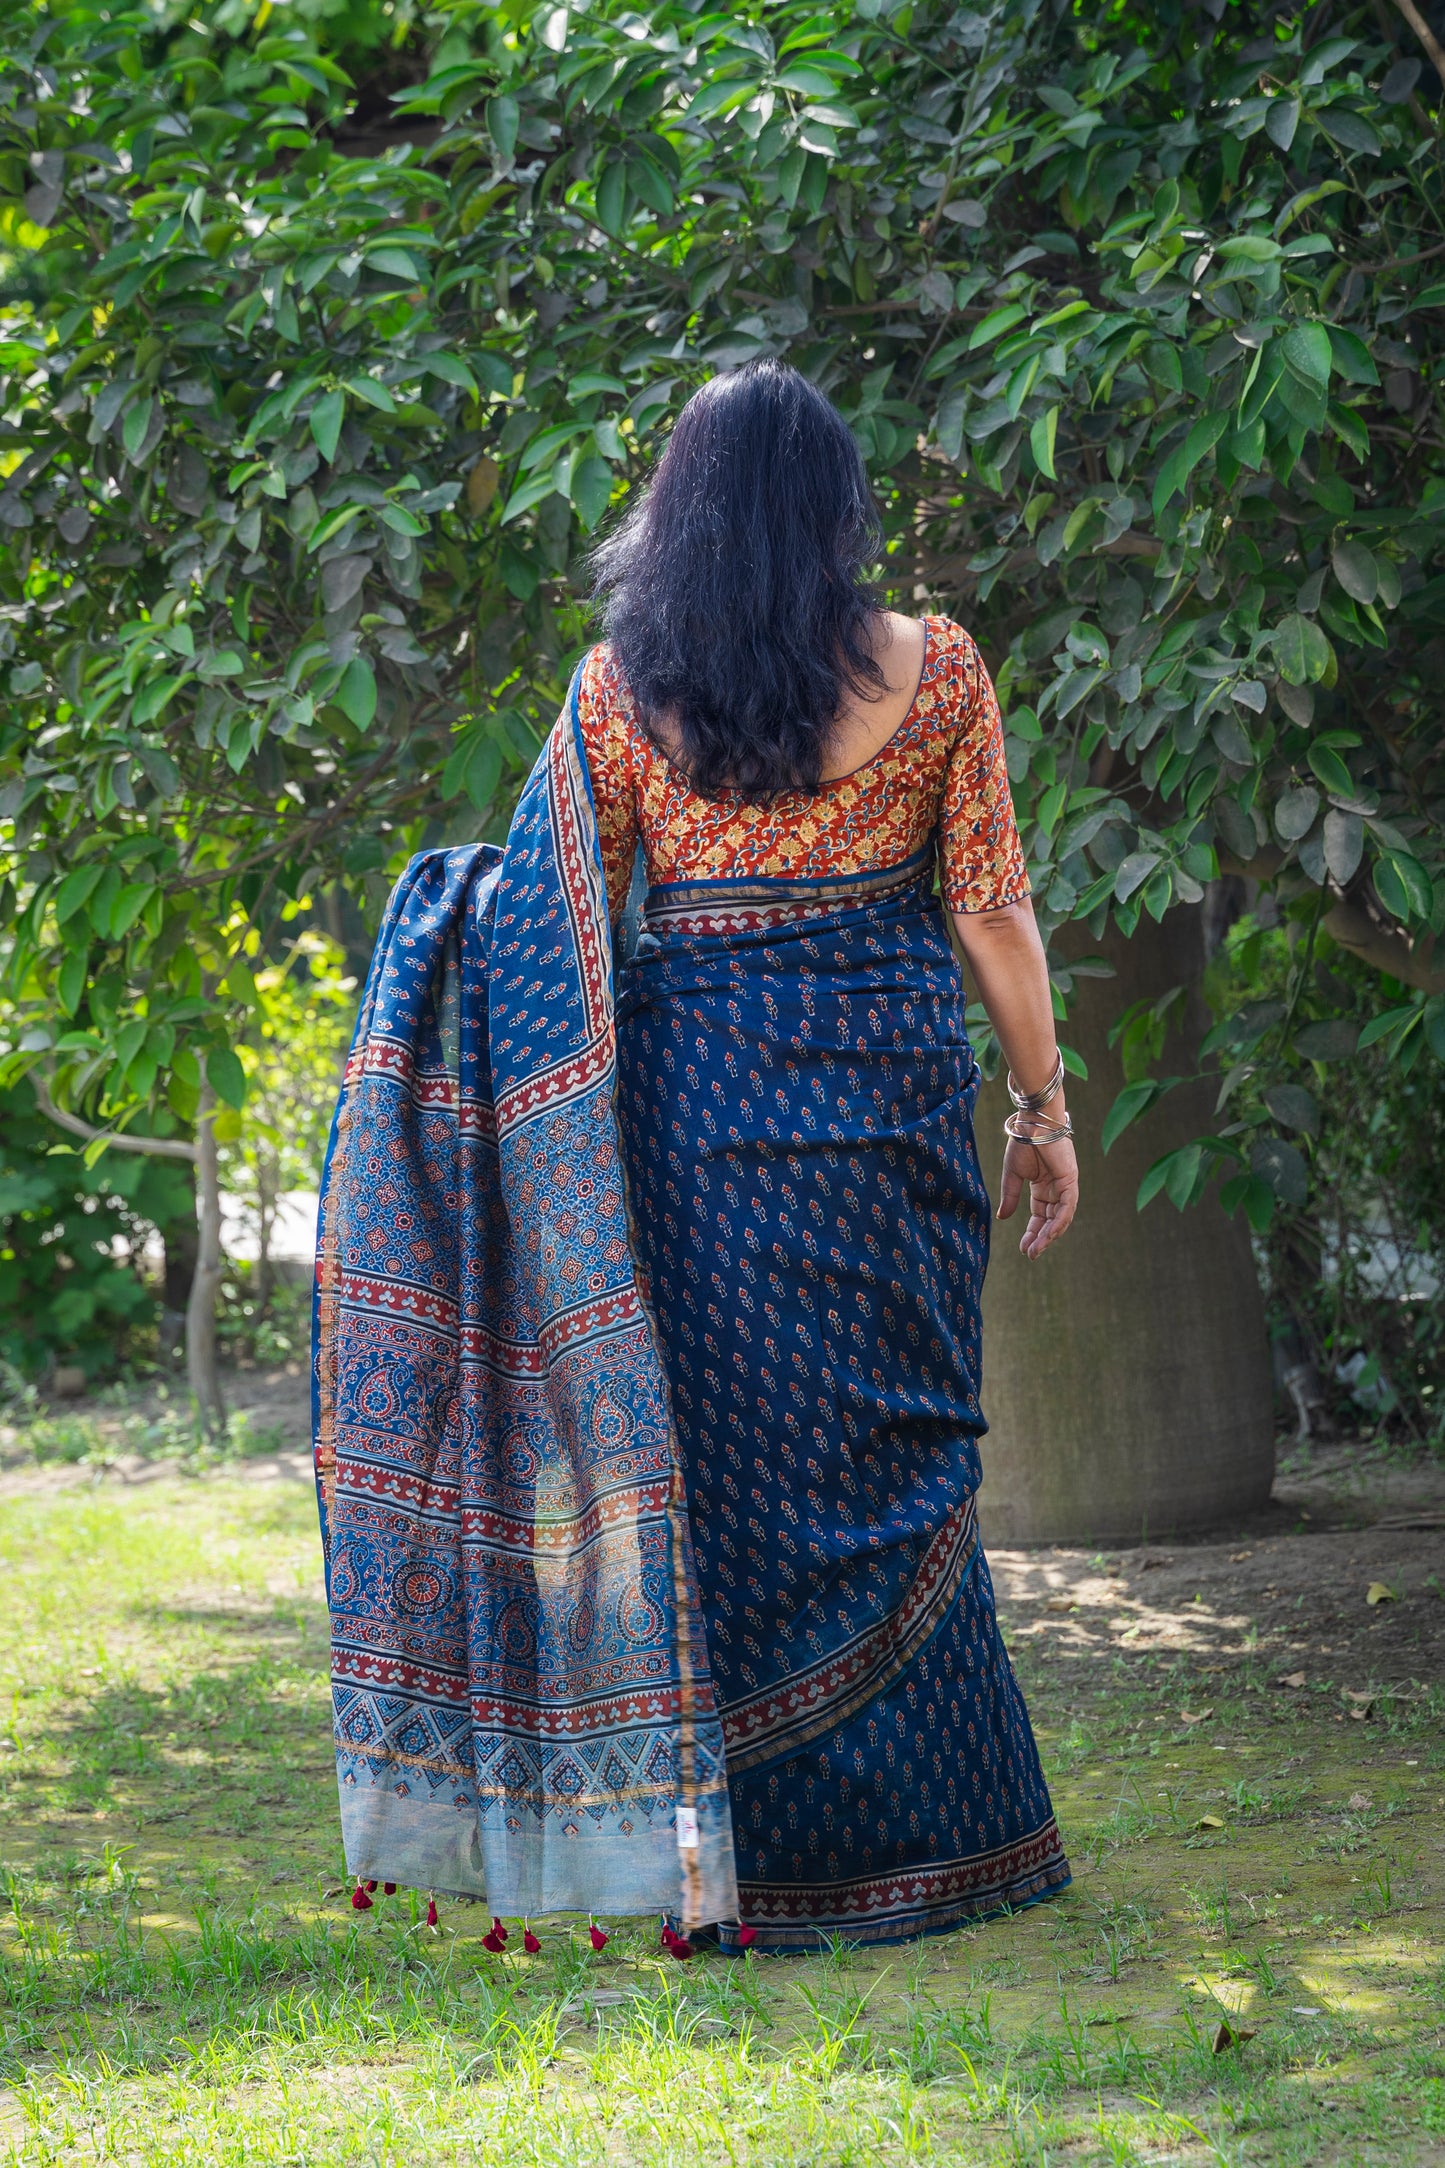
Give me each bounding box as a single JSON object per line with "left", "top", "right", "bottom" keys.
{"left": 585, "top": 360, "right": 1077, "bottom": 1944}
{"left": 315, "top": 359, "right": 1076, "bottom": 1954}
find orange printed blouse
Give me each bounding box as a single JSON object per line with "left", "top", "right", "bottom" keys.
{"left": 576, "top": 614, "right": 1029, "bottom": 924}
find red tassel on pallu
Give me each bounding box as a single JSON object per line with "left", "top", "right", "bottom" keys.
{"left": 351, "top": 1881, "right": 373, "bottom": 1911}
{"left": 425, "top": 1895, "right": 438, "bottom": 1928}
{"left": 366, "top": 1880, "right": 378, "bottom": 1893}
{"left": 491, "top": 1916, "right": 509, "bottom": 1944}
{"left": 588, "top": 1917, "right": 608, "bottom": 1951}
{"left": 482, "top": 1925, "right": 505, "bottom": 1952}
{"left": 737, "top": 1925, "right": 758, "bottom": 1949}
{"left": 523, "top": 1921, "right": 541, "bottom": 1954}
{"left": 660, "top": 1917, "right": 694, "bottom": 1962}
{"left": 383, "top": 1883, "right": 397, "bottom": 1896}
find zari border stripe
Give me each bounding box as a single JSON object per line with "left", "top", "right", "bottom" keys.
{"left": 642, "top": 845, "right": 935, "bottom": 932}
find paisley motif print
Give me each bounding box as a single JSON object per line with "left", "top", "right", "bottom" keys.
{"left": 313, "top": 677, "right": 738, "bottom": 1930}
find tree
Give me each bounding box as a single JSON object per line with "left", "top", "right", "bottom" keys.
{"left": 0, "top": 0, "right": 1440, "bottom": 1502}
{"left": 0, "top": 1073, "right": 191, "bottom": 1378}
{"left": 217, "top": 930, "right": 356, "bottom": 1304}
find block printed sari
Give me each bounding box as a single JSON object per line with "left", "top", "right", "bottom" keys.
{"left": 315, "top": 649, "right": 1070, "bottom": 1948}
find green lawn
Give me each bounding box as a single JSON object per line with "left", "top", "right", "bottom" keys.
{"left": 0, "top": 1462, "right": 1440, "bottom": 2166}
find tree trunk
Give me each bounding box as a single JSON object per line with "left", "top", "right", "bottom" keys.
{"left": 187, "top": 1081, "right": 225, "bottom": 1434}
{"left": 256, "top": 1153, "right": 276, "bottom": 1311}
{"left": 976, "top": 904, "right": 1274, "bottom": 1545}
{"left": 159, "top": 1167, "right": 198, "bottom": 1368}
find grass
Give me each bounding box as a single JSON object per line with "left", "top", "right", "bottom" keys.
{"left": 0, "top": 1470, "right": 1441, "bottom": 2164}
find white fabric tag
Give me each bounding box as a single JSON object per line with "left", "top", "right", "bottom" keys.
{"left": 675, "top": 1805, "right": 699, "bottom": 1850}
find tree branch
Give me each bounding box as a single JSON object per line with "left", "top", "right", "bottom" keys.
{"left": 1212, "top": 857, "right": 1445, "bottom": 996}
{"left": 1323, "top": 899, "right": 1445, "bottom": 995}
{"left": 33, "top": 1079, "right": 199, "bottom": 1162}
{"left": 1391, "top": 0, "right": 1445, "bottom": 96}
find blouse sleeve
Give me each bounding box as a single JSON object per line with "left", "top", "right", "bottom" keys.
{"left": 938, "top": 626, "right": 1030, "bottom": 915}
{"left": 575, "top": 644, "right": 639, "bottom": 924}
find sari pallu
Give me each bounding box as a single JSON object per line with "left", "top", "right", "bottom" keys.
{"left": 614, "top": 850, "right": 1070, "bottom": 1949}
{"left": 313, "top": 689, "right": 737, "bottom": 1929}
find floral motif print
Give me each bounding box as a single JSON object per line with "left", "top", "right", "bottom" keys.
{"left": 614, "top": 869, "right": 1069, "bottom": 1949}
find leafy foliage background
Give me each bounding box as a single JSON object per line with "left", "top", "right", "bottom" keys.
{"left": 0, "top": 1076, "right": 191, "bottom": 1373}
{"left": 0, "top": 0, "right": 1441, "bottom": 1367}
{"left": 1204, "top": 918, "right": 1444, "bottom": 1439}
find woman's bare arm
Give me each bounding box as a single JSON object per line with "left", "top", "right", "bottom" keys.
{"left": 949, "top": 897, "right": 1079, "bottom": 1259}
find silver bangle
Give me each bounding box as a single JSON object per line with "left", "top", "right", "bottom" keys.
{"left": 1004, "top": 1109, "right": 1075, "bottom": 1145}
{"left": 1006, "top": 1051, "right": 1065, "bottom": 1114}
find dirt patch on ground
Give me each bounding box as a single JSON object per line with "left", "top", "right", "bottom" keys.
{"left": 0, "top": 1363, "right": 314, "bottom": 1498}
{"left": 985, "top": 1437, "right": 1445, "bottom": 1717}
{"left": 992, "top": 1522, "right": 1442, "bottom": 1705}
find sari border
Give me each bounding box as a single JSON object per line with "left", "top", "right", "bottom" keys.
{"left": 567, "top": 670, "right": 740, "bottom": 1932}
{"left": 719, "top": 1494, "right": 980, "bottom": 1773}
{"left": 726, "top": 1819, "right": 1071, "bottom": 1950}
{"left": 642, "top": 845, "right": 935, "bottom": 936}
{"left": 645, "top": 842, "right": 936, "bottom": 910}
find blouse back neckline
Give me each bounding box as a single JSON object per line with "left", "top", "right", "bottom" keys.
{"left": 621, "top": 614, "right": 940, "bottom": 805}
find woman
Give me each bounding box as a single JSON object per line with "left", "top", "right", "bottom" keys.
{"left": 314, "top": 361, "right": 1074, "bottom": 1952}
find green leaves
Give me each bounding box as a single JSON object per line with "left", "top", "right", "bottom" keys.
{"left": 306, "top": 505, "right": 364, "bottom": 552}
{"left": 1374, "top": 852, "right": 1434, "bottom": 922}
{"left": 1331, "top": 540, "right": 1378, "bottom": 603}
{"left": 1273, "top": 615, "right": 1333, "bottom": 685}
{"left": 1326, "top": 327, "right": 1378, "bottom": 386}
{"left": 205, "top": 1046, "right": 247, "bottom": 1110}
{"left": 0, "top": 0, "right": 1440, "bottom": 1234}
{"left": 55, "top": 865, "right": 105, "bottom": 924}
{"left": 442, "top": 726, "right": 505, "bottom": 812}
{"left": 336, "top": 657, "right": 377, "bottom": 730}
{"left": 969, "top": 305, "right": 1027, "bottom": 351}
{"left": 1249, "top": 1135, "right": 1307, "bottom": 1208}
{"left": 1137, "top": 1141, "right": 1205, "bottom": 1212}
{"left": 1263, "top": 1083, "right": 1318, "bottom": 1134}
{"left": 121, "top": 396, "right": 154, "bottom": 463}
{"left": 309, "top": 387, "right": 345, "bottom": 462}
{"left": 596, "top": 160, "right": 627, "bottom": 237}
{"left": 1029, "top": 406, "right": 1059, "bottom": 481}
{"left": 571, "top": 455, "right": 615, "bottom": 532}
{"left": 1152, "top": 411, "right": 1228, "bottom": 517}
{"left": 487, "top": 94, "right": 520, "bottom": 159}
{"left": 1101, "top": 1076, "right": 1168, "bottom": 1153}
{"left": 1268, "top": 323, "right": 1334, "bottom": 438}
{"left": 1294, "top": 1020, "right": 1360, "bottom": 1062}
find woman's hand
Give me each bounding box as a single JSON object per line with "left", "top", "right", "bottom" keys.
{"left": 997, "top": 1131, "right": 1079, "bottom": 1260}
{"left": 949, "top": 899, "right": 1081, "bottom": 1260}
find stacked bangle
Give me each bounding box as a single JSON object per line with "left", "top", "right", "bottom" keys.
{"left": 1004, "top": 1108, "right": 1075, "bottom": 1147}
{"left": 1006, "top": 1050, "right": 1064, "bottom": 1114}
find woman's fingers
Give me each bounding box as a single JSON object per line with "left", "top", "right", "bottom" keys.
{"left": 1019, "top": 1170, "right": 1079, "bottom": 1258}
{"left": 999, "top": 1137, "right": 1079, "bottom": 1253}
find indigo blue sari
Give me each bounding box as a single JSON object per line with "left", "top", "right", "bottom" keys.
{"left": 314, "top": 701, "right": 736, "bottom": 1930}
{"left": 615, "top": 850, "right": 1070, "bottom": 1948}
{"left": 315, "top": 667, "right": 1068, "bottom": 1947}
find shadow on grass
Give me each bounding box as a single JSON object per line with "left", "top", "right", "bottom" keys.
{"left": 11, "top": 1638, "right": 333, "bottom": 1835}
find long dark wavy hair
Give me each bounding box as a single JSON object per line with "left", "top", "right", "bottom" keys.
{"left": 590, "top": 360, "right": 886, "bottom": 798}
